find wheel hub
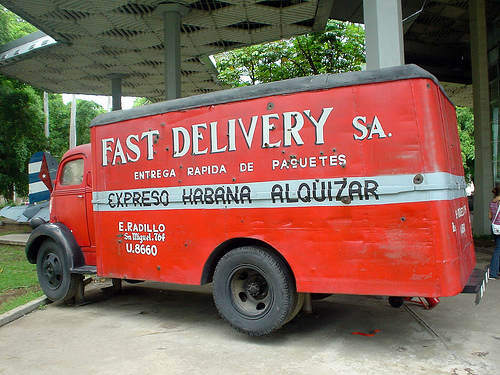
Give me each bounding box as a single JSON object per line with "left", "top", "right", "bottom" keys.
{"left": 247, "top": 281, "right": 262, "bottom": 297}
{"left": 42, "top": 253, "right": 62, "bottom": 288}
{"left": 245, "top": 274, "right": 268, "bottom": 300}
{"left": 229, "top": 268, "right": 271, "bottom": 316}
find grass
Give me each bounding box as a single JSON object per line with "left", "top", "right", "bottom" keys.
{"left": 0, "top": 244, "right": 44, "bottom": 314}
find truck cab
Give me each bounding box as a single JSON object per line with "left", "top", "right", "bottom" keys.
{"left": 50, "top": 144, "right": 95, "bottom": 264}
{"left": 26, "top": 144, "right": 95, "bottom": 302}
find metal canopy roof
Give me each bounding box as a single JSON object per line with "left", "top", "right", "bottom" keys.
{"left": 328, "top": 0, "right": 500, "bottom": 107}
{"left": 0, "top": 0, "right": 327, "bottom": 99}
{"left": 1, "top": 1, "right": 500, "bottom": 106}
{"left": 330, "top": 0, "right": 500, "bottom": 88}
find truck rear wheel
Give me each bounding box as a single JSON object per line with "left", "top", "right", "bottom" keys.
{"left": 213, "top": 246, "right": 297, "bottom": 336}
{"left": 36, "top": 239, "right": 79, "bottom": 302}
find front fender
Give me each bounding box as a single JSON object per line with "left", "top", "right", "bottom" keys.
{"left": 25, "top": 222, "right": 85, "bottom": 270}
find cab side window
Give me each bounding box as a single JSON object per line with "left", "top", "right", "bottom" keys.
{"left": 60, "top": 159, "right": 84, "bottom": 186}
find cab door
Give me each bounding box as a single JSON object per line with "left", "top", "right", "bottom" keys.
{"left": 51, "top": 153, "right": 91, "bottom": 247}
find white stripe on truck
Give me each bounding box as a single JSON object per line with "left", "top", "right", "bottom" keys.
{"left": 92, "top": 172, "right": 467, "bottom": 212}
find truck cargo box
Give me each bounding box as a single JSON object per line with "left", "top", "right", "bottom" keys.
{"left": 90, "top": 64, "right": 474, "bottom": 298}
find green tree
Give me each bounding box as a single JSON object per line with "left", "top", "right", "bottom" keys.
{"left": 0, "top": 6, "right": 37, "bottom": 46}
{"left": 133, "top": 97, "right": 153, "bottom": 107}
{"left": 0, "top": 7, "right": 44, "bottom": 199}
{"left": 75, "top": 99, "right": 105, "bottom": 145}
{"left": 46, "top": 94, "right": 69, "bottom": 159}
{"left": 215, "top": 20, "right": 365, "bottom": 87}
{"left": 456, "top": 106, "right": 474, "bottom": 182}
{"left": 47, "top": 95, "right": 105, "bottom": 159}
{"left": 0, "top": 81, "right": 46, "bottom": 198}
{"left": 0, "top": 7, "right": 38, "bottom": 92}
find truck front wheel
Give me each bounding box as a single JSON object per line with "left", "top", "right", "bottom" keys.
{"left": 213, "top": 246, "right": 297, "bottom": 336}
{"left": 36, "top": 239, "right": 79, "bottom": 302}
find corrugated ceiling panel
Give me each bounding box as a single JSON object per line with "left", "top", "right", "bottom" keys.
{"left": 105, "top": 14, "right": 152, "bottom": 32}
{"left": 85, "top": 0, "right": 121, "bottom": 13}
{"left": 15, "top": 0, "right": 55, "bottom": 16}
{"left": 0, "top": 0, "right": 321, "bottom": 98}
{"left": 211, "top": 6, "right": 247, "bottom": 26}
{"left": 77, "top": 16, "right": 116, "bottom": 34}
{"left": 53, "top": 0, "right": 97, "bottom": 13}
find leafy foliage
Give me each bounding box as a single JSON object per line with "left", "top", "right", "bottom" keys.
{"left": 456, "top": 107, "right": 475, "bottom": 182}
{"left": 0, "top": 6, "right": 37, "bottom": 46}
{"left": 47, "top": 95, "right": 105, "bottom": 159}
{"left": 215, "top": 20, "right": 365, "bottom": 87}
{"left": 0, "top": 82, "right": 46, "bottom": 198}
{"left": 0, "top": 7, "right": 44, "bottom": 198}
{"left": 133, "top": 97, "right": 153, "bottom": 107}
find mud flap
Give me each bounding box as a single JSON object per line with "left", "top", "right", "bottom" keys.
{"left": 461, "top": 265, "right": 490, "bottom": 304}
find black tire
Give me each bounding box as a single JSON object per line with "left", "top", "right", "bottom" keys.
{"left": 389, "top": 296, "right": 404, "bottom": 308}
{"left": 36, "top": 239, "right": 79, "bottom": 302}
{"left": 284, "top": 292, "right": 305, "bottom": 324}
{"left": 213, "top": 246, "right": 297, "bottom": 336}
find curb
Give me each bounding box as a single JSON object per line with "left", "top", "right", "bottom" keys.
{"left": 0, "top": 296, "right": 50, "bottom": 328}
{"left": 0, "top": 238, "right": 27, "bottom": 246}
{"left": 0, "top": 233, "right": 30, "bottom": 246}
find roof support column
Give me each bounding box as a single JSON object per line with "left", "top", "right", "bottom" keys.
{"left": 470, "top": 0, "right": 492, "bottom": 235}
{"left": 155, "top": 3, "right": 189, "bottom": 100}
{"left": 363, "top": 0, "right": 404, "bottom": 70}
{"left": 69, "top": 94, "right": 77, "bottom": 149}
{"left": 109, "top": 74, "right": 124, "bottom": 111}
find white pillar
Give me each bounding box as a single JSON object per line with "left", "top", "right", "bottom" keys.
{"left": 69, "top": 94, "right": 77, "bottom": 149}
{"left": 43, "top": 92, "right": 49, "bottom": 138}
{"left": 107, "top": 96, "right": 112, "bottom": 112}
{"left": 363, "top": 0, "right": 405, "bottom": 70}
{"left": 470, "top": 0, "right": 493, "bottom": 235}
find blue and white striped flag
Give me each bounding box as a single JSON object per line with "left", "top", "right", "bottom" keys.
{"left": 28, "top": 151, "right": 58, "bottom": 204}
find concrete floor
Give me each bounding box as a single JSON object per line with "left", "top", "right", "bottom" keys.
{"left": 0, "top": 255, "right": 498, "bottom": 375}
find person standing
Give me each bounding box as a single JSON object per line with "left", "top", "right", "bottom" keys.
{"left": 488, "top": 186, "right": 500, "bottom": 279}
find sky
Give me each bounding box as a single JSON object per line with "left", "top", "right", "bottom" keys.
{"left": 62, "top": 94, "right": 136, "bottom": 111}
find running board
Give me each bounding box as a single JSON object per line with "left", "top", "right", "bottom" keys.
{"left": 71, "top": 265, "right": 97, "bottom": 275}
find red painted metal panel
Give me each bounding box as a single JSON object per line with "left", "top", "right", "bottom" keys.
{"left": 51, "top": 146, "right": 91, "bottom": 247}
{"left": 51, "top": 144, "right": 97, "bottom": 264}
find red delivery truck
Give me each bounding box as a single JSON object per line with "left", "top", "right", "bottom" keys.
{"left": 26, "top": 65, "right": 485, "bottom": 336}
